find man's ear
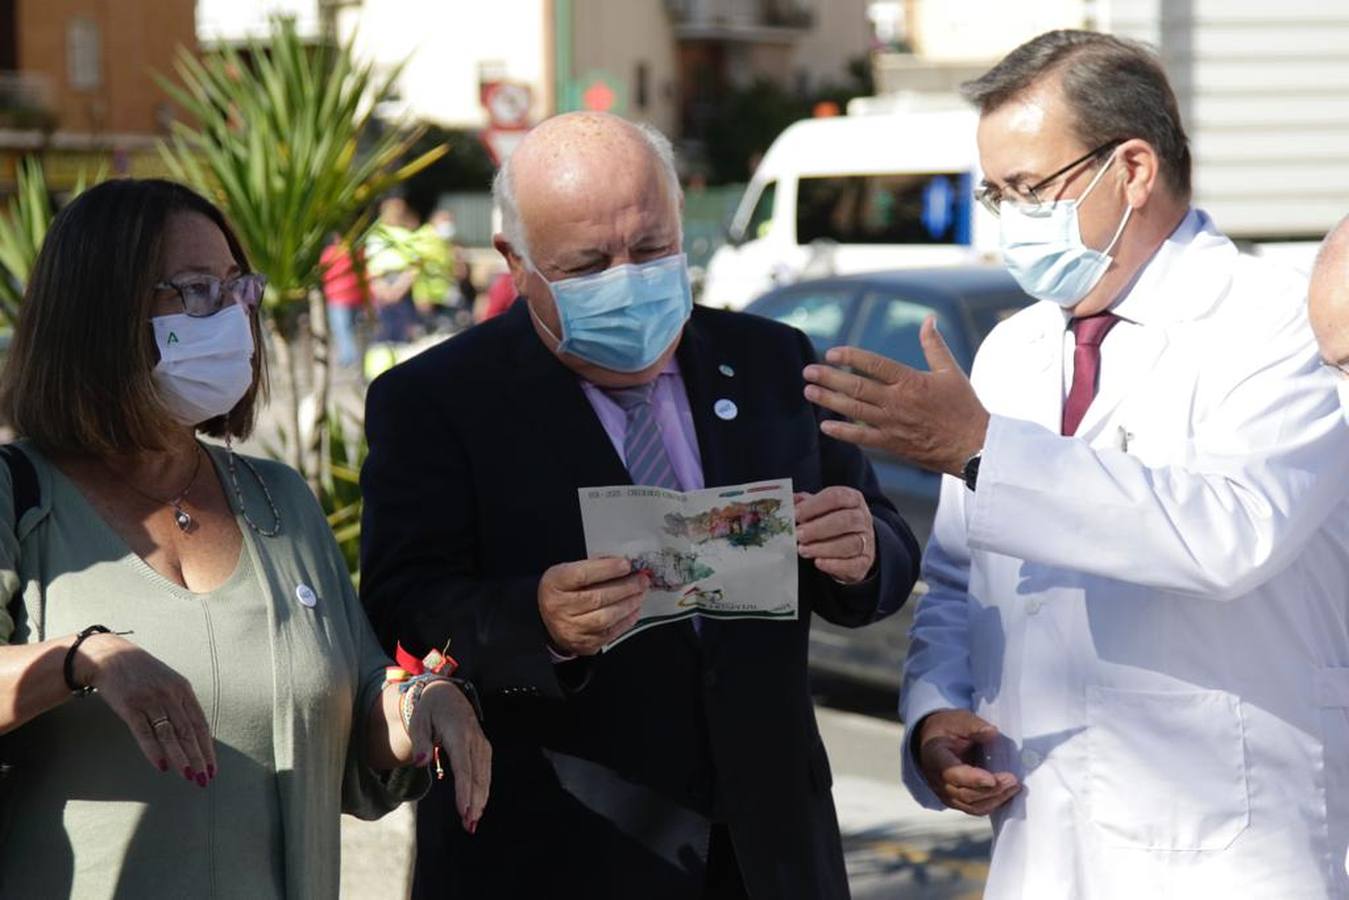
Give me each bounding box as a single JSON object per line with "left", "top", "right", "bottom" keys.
{"left": 1118, "top": 138, "right": 1160, "bottom": 210}
{"left": 493, "top": 234, "right": 532, "bottom": 297}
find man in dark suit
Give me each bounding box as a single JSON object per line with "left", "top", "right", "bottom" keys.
{"left": 360, "top": 112, "right": 921, "bottom": 899}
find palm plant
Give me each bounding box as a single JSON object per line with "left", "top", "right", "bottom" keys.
{"left": 0, "top": 158, "right": 101, "bottom": 323}
{"left": 158, "top": 16, "right": 445, "bottom": 491}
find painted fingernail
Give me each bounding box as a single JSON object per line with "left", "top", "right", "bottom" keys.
{"left": 183, "top": 767, "right": 194, "bottom": 781}
{"left": 206, "top": 764, "right": 216, "bottom": 779}
{"left": 196, "top": 772, "right": 208, "bottom": 788}
{"left": 158, "top": 759, "right": 169, "bottom": 773}
{"left": 469, "top": 819, "right": 478, "bottom": 835}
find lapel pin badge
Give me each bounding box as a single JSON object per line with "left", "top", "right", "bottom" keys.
{"left": 714, "top": 398, "right": 738, "bottom": 421}
{"left": 296, "top": 584, "right": 318, "bottom": 608}
{"left": 718, "top": 363, "right": 735, "bottom": 377}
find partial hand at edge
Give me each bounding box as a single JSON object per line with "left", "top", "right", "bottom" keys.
{"left": 916, "top": 708, "right": 1019, "bottom": 817}
{"left": 538, "top": 557, "right": 648, "bottom": 656}
{"left": 802, "top": 317, "right": 989, "bottom": 477}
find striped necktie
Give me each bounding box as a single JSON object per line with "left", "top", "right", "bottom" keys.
{"left": 603, "top": 382, "right": 681, "bottom": 490}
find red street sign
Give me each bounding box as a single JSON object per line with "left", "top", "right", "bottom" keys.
{"left": 482, "top": 82, "right": 532, "bottom": 129}
{"left": 581, "top": 80, "right": 616, "bottom": 113}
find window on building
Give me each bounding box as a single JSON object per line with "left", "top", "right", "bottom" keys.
{"left": 635, "top": 62, "right": 649, "bottom": 111}
{"left": 67, "top": 18, "right": 101, "bottom": 91}
{"left": 0, "top": 1, "right": 16, "bottom": 71}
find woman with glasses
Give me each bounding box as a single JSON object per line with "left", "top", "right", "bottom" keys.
{"left": 0, "top": 179, "right": 490, "bottom": 898}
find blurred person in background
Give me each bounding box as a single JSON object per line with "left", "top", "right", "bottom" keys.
{"left": 320, "top": 231, "right": 368, "bottom": 369}
{"left": 475, "top": 270, "right": 517, "bottom": 324}
{"left": 359, "top": 112, "right": 920, "bottom": 899}
{"left": 365, "top": 194, "right": 421, "bottom": 344}
{"left": 410, "top": 208, "right": 460, "bottom": 333}
{"left": 0, "top": 179, "right": 490, "bottom": 898}
{"left": 804, "top": 30, "right": 1349, "bottom": 898}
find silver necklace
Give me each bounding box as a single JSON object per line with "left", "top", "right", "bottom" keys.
{"left": 113, "top": 446, "right": 204, "bottom": 533}
{"left": 224, "top": 437, "right": 282, "bottom": 537}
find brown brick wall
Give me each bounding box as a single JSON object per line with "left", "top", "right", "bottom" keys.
{"left": 14, "top": 0, "right": 197, "bottom": 136}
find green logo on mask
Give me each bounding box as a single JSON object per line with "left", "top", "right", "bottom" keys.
{"left": 167, "top": 333, "right": 179, "bottom": 344}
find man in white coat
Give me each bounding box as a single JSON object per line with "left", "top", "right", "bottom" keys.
{"left": 804, "top": 29, "right": 1349, "bottom": 898}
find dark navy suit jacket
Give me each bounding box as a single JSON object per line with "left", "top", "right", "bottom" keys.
{"left": 360, "top": 302, "right": 920, "bottom": 899}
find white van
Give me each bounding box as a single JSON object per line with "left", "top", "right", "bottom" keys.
{"left": 700, "top": 107, "right": 996, "bottom": 310}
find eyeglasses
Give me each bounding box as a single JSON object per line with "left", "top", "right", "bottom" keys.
{"left": 155, "top": 273, "right": 267, "bottom": 318}
{"left": 975, "top": 139, "right": 1124, "bottom": 217}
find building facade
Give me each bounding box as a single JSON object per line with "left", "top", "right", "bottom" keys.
{"left": 0, "top": 0, "right": 195, "bottom": 190}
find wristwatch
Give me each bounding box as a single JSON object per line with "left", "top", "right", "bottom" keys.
{"left": 962, "top": 451, "right": 982, "bottom": 492}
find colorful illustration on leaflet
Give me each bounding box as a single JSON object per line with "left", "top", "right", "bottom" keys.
{"left": 662, "top": 499, "right": 792, "bottom": 549}
{"left": 677, "top": 586, "right": 725, "bottom": 608}
{"left": 629, "top": 548, "right": 716, "bottom": 591}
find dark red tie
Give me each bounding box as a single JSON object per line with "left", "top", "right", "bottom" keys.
{"left": 1061, "top": 313, "right": 1120, "bottom": 436}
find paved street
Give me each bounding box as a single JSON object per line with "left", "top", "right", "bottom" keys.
{"left": 339, "top": 705, "right": 991, "bottom": 898}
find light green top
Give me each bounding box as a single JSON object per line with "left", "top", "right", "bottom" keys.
{"left": 0, "top": 443, "right": 425, "bottom": 899}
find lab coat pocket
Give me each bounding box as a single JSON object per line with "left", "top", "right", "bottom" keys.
{"left": 1086, "top": 686, "right": 1250, "bottom": 851}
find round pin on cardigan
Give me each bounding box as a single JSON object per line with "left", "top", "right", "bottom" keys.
{"left": 296, "top": 584, "right": 318, "bottom": 608}
{"left": 718, "top": 363, "right": 735, "bottom": 377}
{"left": 714, "top": 398, "right": 738, "bottom": 421}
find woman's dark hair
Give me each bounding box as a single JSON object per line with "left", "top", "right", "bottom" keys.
{"left": 0, "top": 178, "right": 268, "bottom": 455}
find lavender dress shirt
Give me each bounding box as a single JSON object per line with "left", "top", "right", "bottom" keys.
{"left": 578, "top": 357, "right": 705, "bottom": 491}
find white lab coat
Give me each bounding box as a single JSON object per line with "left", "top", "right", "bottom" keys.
{"left": 901, "top": 210, "right": 1349, "bottom": 899}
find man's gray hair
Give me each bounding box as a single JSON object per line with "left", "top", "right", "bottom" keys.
{"left": 961, "top": 30, "right": 1192, "bottom": 198}
{"left": 492, "top": 120, "right": 682, "bottom": 266}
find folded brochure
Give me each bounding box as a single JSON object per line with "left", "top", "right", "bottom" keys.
{"left": 579, "top": 478, "right": 798, "bottom": 649}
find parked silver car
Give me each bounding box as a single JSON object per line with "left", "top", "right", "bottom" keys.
{"left": 745, "top": 266, "right": 1033, "bottom": 692}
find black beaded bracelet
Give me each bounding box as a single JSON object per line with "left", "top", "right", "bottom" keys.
{"left": 64, "top": 625, "right": 113, "bottom": 696}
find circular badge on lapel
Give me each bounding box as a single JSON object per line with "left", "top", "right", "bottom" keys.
{"left": 714, "top": 399, "right": 738, "bottom": 421}
{"left": 295, "top": 584, "right": 318, "bottom": 608}
{"left": 718, "top": 363, "right": 735, "bottom": 377}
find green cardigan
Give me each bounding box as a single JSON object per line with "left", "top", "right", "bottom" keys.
{"left": 0, "top": 442, "right": 426, "bottom": 899}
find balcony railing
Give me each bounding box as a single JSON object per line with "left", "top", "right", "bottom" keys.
{"left": 0, "top": 72, "right": 56, "bottom": 131}
{"left": 665, "top": 0, "right": 815, "bottom": 39}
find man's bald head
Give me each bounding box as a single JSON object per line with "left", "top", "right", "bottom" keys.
{"left": 488, "top": 112, "right": 688, "bottom": 388}
{"left": 1309, "top": 216, "right": 1349, "bottom": 374}
{"left": 493, "top": 112, "right": 681, "bottom": 265}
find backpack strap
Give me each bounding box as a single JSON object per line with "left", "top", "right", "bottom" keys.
{"left": 0, "top": 445, "right": 38, "bottom": 530}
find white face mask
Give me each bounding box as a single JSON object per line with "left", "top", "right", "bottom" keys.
{"left": 999, "top": 152, "right": 1132, "bottom": 308}
{"left": 1338, "top": 379, "right": 1349, "bottom": 426}
{"left": 151, "top": 303, "right": 255, "bottom": 426}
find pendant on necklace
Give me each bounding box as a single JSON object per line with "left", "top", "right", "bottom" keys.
{"left": 172, "top": 505, "right": 193, "bottom": 533}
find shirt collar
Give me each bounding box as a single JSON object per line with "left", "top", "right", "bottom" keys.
{"left": 1059, "top": 207, "right": 1206, "bottom": 330}
{"left": 581, "top": 356, "right": 681, "bottom": 392}
{"left": 1107, "top": 208, "right": 1205, "bottom": 326}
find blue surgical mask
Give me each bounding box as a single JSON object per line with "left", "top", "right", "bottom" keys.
{"left": 999, "top": 153, "right": 1132, "bottom": 308}
{"left": 532, "top": 253, "right": 693, "bottom": 373}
